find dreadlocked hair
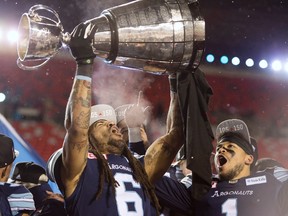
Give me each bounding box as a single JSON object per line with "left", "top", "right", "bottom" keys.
{"left": 121, "top": 145, "right": 161, "bottom": 215}
{"left": 88, "top": 128, "right": 119, "bottom": 200}
{"left": 88, "top": 123, "right": 161, "bottom": 215}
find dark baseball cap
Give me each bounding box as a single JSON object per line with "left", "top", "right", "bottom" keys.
{"left": 215, "top": 119, "right": 257, "bottom": 158}
{"left": 0, "top": 134, "right": 17, "bottom": 168}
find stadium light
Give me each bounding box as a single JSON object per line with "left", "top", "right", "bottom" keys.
{"left": 7, "top": 29, "right": 19, "bottom": 44}
{"left": 220, "top": 55, "right": 229, "bottom": 64}
{"left": 259, "top": 59, "right": 268, "bottom": 69}
{"left": 245, "top": 58, "right": 254, "bottom": 67}
{"left": 231, "top": 57, "right": 240, "bottom": 66}
{"left": 206, "top": 54, "right": 215, "bottom": 63}
{"left": 203, "top": 52, "right": 288, "bottom": 74}
{"left": 0, "top": 92, "right": 6, "bottom": 102}
{"left": 284, "top": 61, "right": 288, "bottom": 73}
{"left": 271, "top": 60, "right": 282, "bottom": 72}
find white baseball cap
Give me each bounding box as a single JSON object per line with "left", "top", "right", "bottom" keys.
{"left": 90, "top": 104, "right": 117, "bottom": 126}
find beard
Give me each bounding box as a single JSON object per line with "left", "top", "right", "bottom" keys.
{"left": 219, "top": 163, "right": 244, "bottom": 181}
{"left": 89, "top": 133, "right": 126, "bottom": 154}
{"left": 107, "top": 137, "right": 126, "bottom": 153}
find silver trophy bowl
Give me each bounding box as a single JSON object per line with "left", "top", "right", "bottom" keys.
{"left": 17, "top": 0, "right": 205, "bottom": 74}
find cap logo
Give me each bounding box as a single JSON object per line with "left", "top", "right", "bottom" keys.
{"left": 218, "top": 123, "right": 245, "bottom": 135}
{"left": 91, "top": 109, "right": 114, "bottom": 119}
{"left": 89, "top": 104, "right": 117, "bottom": 126}
{"left": 116, "top": 110, "right": 125, "bottom": 118}
{"left": 216, "top": 119, "right": 252, "bottom": 145}
{"left": 115, "top": 104, "right": 132, "bottom": 124}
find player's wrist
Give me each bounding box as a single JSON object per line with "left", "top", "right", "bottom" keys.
{"left": 77, "top": 58, "right": 95, "bottom": 65}
{"left": 169, "top": 73, "right": 177, "bottom": 93}
{"left": 128, "top": 127, "right": 142, "bottom": 143}
{"left": 76, "top": 63, "right": 93, "bottom": 78}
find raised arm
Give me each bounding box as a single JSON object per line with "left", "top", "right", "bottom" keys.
{"left": 124, "top": 91, "right": 149, "bottom": 154}
{"left": 144, "top": 74, "right": 184, "bottom": 183}
{"left": 61, "top": 21, "right": 97, "bottom": 197}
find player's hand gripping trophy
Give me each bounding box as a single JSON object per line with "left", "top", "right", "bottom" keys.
{"left": 17, "top": 0, "right": 205, "bottom": 74}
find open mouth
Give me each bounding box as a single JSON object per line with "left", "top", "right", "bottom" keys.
{"left": 217, "top": 155, "right": 227, "bottom": 167}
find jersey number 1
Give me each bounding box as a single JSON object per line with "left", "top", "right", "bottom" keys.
{"left": 222, "top": 198, "right": 237, "bottom": 216}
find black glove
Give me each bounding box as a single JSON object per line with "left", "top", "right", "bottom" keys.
{"left": 69, "top": 21, "right": 97, "bottom": 65}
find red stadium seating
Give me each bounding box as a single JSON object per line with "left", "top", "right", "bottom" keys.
{"left": 1, "top": 54, "right": 287, "bottom": 167}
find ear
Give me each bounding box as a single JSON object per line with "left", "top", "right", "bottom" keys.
{"left": 245, "top": 155, "right": 254, "bottom": 165}
{"left": 0, "top": 164, "right": 12, "bottom": 181}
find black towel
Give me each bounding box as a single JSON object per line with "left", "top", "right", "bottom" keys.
{"left": 177, "top": 68, "right": 214, "bottom": 200}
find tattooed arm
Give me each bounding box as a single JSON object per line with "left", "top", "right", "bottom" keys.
{"left": 61, "top": 64, "right": 92, "bottom": 197}
{"left": 144, "top": 86, "right": 184, "bottom": 184}
{"left": 60, "top": 22, "right": 96, "bottom": 197}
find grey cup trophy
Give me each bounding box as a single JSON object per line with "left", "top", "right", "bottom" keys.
{"left": 17, "top": 0, "right": 205, "bottom": 74}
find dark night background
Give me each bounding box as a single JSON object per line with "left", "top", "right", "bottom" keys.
{"left": 1, "top": 0, "right": 288, "bottom": 64}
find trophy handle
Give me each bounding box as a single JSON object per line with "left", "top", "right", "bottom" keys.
{"left": 16, "top": 58, "right": 50, "bottom": 71}
{"left": 28, "top": 4, "right": 63, "bottom": 32}
{"left": 17, "top": 4, "right": 66, "bottom": 70}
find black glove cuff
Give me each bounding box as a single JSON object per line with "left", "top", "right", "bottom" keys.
{"left": 169, "top": 76, "right": 177, "bottom": 93}
{"left": 76, "top": 63, "right": 93, "bottom": 77}
{"left": 76, "top": 58, "right": 95, "bottom": 65}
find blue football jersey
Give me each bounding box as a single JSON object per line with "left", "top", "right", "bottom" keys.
{"left": 0, "top": 182, "right": 35, "bottom": 215}
{"left": 0, "top": 187, "right": 12, "bottom": 216}
{"left": 155, "top": 172, "right": 288, "bottom": 216}
{"left": 55, "top": 153, "right": 156, "bottom": 216}
{"left": 198, "top": 172, "right": 286, "bottom": 216}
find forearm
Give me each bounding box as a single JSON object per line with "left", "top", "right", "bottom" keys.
{"left": 145, "top": 132, "right": 182, "bottom": 183}
{"left": 145, "top": 91, "right": 184, "bottom": 183}
{"left": 63, "top": 64, "right": 93, "bottom": 178}
{"left": 65, "top": 64, "right": 92, "bottom": 137}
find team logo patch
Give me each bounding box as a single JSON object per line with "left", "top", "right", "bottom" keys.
{"left": 88, "top": 153, "right": 97, "bottom": 159}
{"left": 245, "top": 175, "right": 267, "bottom": 186}
{"left": 211, "top": 181, "right": 218, "bottom": 188}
